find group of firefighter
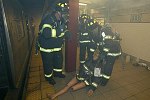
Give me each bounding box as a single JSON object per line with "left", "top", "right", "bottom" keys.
{"left": 77, "top": 13, "right": 121, "bottom": 90}
{"left": 35, "top": 0, "right": 122, "bottom": 98}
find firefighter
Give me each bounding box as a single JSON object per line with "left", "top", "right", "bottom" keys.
{"left": 78, "top": 14, "right": 98, "bottom": 67}
{"left": 90, "top": 19, "right": 102, "bottom": 52}
{"left": 35, "top": 1, "right": 70, "bottom": 85}
{"left": 98, "top": 23, "right": 121, "bottom": 86}
{"left": 47, "top": 50, "right": 103, "bottom": 99}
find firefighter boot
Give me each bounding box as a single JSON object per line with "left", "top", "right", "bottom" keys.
{"left": 54, "top": 72, "right": 65, "bottom": 78}
{"left": 47, "top": 78, "right": 56, "bottom": 85}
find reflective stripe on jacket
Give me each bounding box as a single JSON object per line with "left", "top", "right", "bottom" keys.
{"left": 40, "top": 24, "right": 57, "bottom": 38}
{"left": 40, "top": 47, "right": 61, "bottom": 53}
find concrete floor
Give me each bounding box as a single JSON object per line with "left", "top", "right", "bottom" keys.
{"left": 25, "top": 45, "right": 150, "bottom": 100}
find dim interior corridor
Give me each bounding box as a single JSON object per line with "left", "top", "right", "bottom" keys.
{"left": 25, "top": 42, "right": 150, "bottom": 100}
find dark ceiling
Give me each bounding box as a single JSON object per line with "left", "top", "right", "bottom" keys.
{"left": 18, "top": 0, "right": 45, "bottom": 11}
{"left": 18, "top": 0, "right": 68, "bottom": 15}
{"left": 17, "top": 0, "right": 150, "bottom": 17}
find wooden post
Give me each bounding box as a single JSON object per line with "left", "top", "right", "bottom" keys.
{"left": 65, "top": 0, "right": 79, "bottom": 72}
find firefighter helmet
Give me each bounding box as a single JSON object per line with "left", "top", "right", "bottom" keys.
{"left": 52, "top": 0, "right": 69, "bottom": 14}
{"left": 79, "top": 14, "right": 90, "bottom": 24}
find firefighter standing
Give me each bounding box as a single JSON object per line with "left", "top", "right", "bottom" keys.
{"left": 98, "top": 24, "right": 121, "bottom": 86}
{"left": 35, "top": 1, "right": 70, "bottom": 85}
{"left": 78, "top": 14, "right": 98, "bottom": 67}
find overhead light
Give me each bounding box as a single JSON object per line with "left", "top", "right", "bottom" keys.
{"left": 79, "top": 2, "right": 87, "bottom": 6}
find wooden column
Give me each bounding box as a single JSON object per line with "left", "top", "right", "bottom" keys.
{"left": 65, "top": 0, "right": 79, "bottom": 72}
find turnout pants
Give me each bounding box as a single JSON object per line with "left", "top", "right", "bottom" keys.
{"left": 79, "top": 42, "right": 96, "bottom": 66}
{"left": 40, "top": 51, "right": 63, "bottom": 80}
{"left": 101, "top": 56, "right": 116, "bottom": 86}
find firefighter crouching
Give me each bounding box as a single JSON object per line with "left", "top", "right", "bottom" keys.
{"left": 76, "top": 49, "right": 103, "bottom": 96}
{"left": 98, "top": 23, "right": 121, "bottom": 86}
{"left": 35, "top": 2, "right": 70, "bottom": 85}
{"left": 47, "top": 47, "right": 121, "bottom": 99}
{"left": 47, "top": 50, "right": 104, "bottom": 99}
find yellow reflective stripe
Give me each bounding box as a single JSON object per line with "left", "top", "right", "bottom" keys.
{"left": 82, "top": 16, "right": 87, "bottom": 18}
{"left": 65, "top": 3, "right": 67, "bottom": 5}
{"left": 40, "top": 47, "right": 61, "bottom": 53}
{"left": 53, "top": 68, "right": 62, "bottom": 72}
{"left": 107, "top": 52, "right": 121, "bottom": 56}
{"left": 45, "top": 73, "right": 53, "bottom": 78}
{"left": 102, "top": 32, "right": 106, "bottom": 37}
{"left": 58, "top": 3, "right": 61, "bottom": 6}
{"left": 102, "top": 74, "right": 110, "bottom": 79}
{"left": 103, "top": 47, "right": 109, "bottom": 52}
{"left": 90, "top": 48, "right": 95, "bottom": 52}
{"left": 83, "top": 65, "right": 89, "bottom": 71}
{"left": 58, "top": 29, "right": 69, "bottom": 37}
{"left": 91, "top": 39, "right": 94, "bottom": 42}
{"left": 78, "top": 77, "right": 84, "bottom": 80}
{"left": 90, "top": 22, "right": 93, "bottom": 25}
{"left": 43, "top": 24, "right": 52, "bottom": 28}
{"left": 41, "top": 24, "right": 56, "bottom": 38}
{"left": 82, "top": 33, "right": 88, "bottom": 35}
{"left": 76, "top": 75, "right": 84, "bottom": 81}
{"left": 61, "top": 4, "right": 65, "bottom": 7}
{"left": 79, "top": 40, "right": 91, "bottom": 43}
{"left": 80, "top": 61, "right": 85, "bottom": 64}
{"left": 58, "top": 32, "right": 65, "bottom": 37}
{"left": 84, "top": 80, "right": 89, "bottom": 85}
{"left": 92, "top": 82, "right": 98, "bottom": 87}
{"left": 39, "top": 30, "right": 42, "bottom": 33}
{"left": 100, "top": 74, "right": 103, "bottom": 77}
{"left": 104, "top": 35, "right": 113, "bottom": 39}
{"left": 83, "top": 65, "right": 93, "bottom": 75}
{"left": 64, "top": 29, "right": 69, "bottom": 33}
{"left": 52, "top": 29, "right": 56, "bottom": 37}
{"left": 41, "top": 24, "right": 52, "bottom": 33}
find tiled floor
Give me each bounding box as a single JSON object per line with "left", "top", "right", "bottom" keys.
{"left": 25, "top": 45, "right": 150, "bottom": 100}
